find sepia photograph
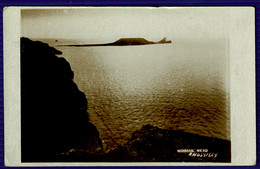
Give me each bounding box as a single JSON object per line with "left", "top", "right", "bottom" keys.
{"left": 4, "top": 7, "right": 256, "bottom": 166}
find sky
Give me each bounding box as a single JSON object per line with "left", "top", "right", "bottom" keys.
{"left": 21, "top": 7, "right": 230, "bottom": 43}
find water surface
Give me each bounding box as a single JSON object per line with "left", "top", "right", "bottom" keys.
{"left": 54, "top": 39, "right": 229, "bottom": 150}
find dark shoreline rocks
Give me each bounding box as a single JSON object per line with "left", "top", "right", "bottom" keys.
{"left": 117, "top": 124, "right": 230, "bottom": 162}
{"left": 21, "top": 38, "right": 230, "bottom": 162}
{"left": 57, "top": 124, "right": 230, "bottom": 162}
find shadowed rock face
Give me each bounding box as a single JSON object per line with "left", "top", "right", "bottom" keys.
{"left": 21, "top": 38, "right": 102, "bottom": 162}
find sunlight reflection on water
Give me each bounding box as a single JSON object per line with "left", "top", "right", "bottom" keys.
{"left": 56, "top": 40, "right": 229, "bottom": 150}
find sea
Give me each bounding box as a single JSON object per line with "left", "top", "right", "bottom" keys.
{"left": 40, "top": 38, "right": 230, "bottom": 151}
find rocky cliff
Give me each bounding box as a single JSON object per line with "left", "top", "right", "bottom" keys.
{"left": 21, "top": 38, "right": 102, "bottom": 162}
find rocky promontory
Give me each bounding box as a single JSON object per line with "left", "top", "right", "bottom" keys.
{"left": 21, "top": 37, "right": 102, "bottom": 162}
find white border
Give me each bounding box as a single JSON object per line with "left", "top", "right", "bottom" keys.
{"left": 4, "top": 7, "right": 256, "bottom": 166}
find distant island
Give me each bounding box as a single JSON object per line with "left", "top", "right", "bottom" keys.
{"left": 59, "top": 37, "right": 172, "bottom": 47}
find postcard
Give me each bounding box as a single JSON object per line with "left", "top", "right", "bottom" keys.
{"left": 3, "top": 7, "right": 256, "bottom": 166}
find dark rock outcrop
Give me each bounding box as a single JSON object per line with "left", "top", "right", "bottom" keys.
{"left": 21, "top": 37, "right": 102, "bottom": 162}
{"left": 102, "top": 125, "right": 230, "bottom": 162}
{"left": 127, "top": 125, "right": 230, "bottom": 162}
{"left": 59, "top": 125, "right": 230, "bottom": 162}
